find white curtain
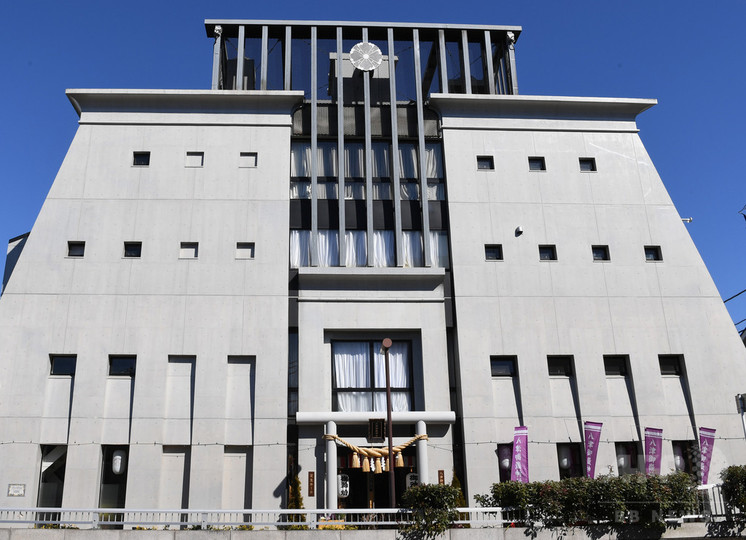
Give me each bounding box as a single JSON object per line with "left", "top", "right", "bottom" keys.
{"left": 318, "top": 142, "right": 338, "bottom": 177}
{"left": 345, "top": 231, "right": 367, "bottom": 267}
{"left": 372, "top": 142, "right": 391, "bottom": 178}
{"left": 374, "top": 342, "right": 411, "bottom": 412}
{"left": 345, "top": 143, "right": 364, "bottom": 178}
{"left": 333, "top": 342, "right": 372, "bottom": 412}
{"left": 373, "top": 181, "right": 393, "bottom": 200}
{"left": 430, "top": 231, "right": 449, "bottom": 268}
{"left": 290, "top": 180, "right": 311, "bottom": 199}
{"left": 402, "top": 231, "right": 424, "bottom": 267}
{"left": 426, "top": 182, "right": 445, "bottom": 201}
{"left": 425, "top": 142, "right": 443, "bottom": 179}
{"left": 316, "top": 181, "right": 338, "bottom": 199}
{"left": 401, "top": 182, "right": 419, "bottom": 200}
{"left": 373, "top": 230, "right": 395, "bottom": 267}
{"left": 291, "top": 142, "right": 311, "bottom": 177}
{"left": 344, "top": 181, "right": 365, "bottom": 199}
{"left": 399, "top": 143, "right": 419, "bottom": 178}
{"left": 289, "top": 230, "right": 310, "bottom": 268}
{"left": 317, "top": 230, "right": 339, "bottom": 267}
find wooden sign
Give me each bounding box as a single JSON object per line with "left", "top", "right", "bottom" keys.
{"left": 438, "top": 470, "right": 445, "bottom": 485}
{"left": 308, "top": 471, "right": 315, "bottom": 497}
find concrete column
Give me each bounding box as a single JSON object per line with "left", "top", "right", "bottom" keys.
{"left": 326, "top": 421, "right": 337, "bottom": 510}
{"left": 416, "top": 420, "right": 429, "bottom": 484}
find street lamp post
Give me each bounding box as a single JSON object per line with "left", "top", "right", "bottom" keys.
{"left": 382, "top": 338, "right": 395, "bottom": 508}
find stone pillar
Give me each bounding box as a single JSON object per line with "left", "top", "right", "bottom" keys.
{"left": 326, "top": 421, "right": 337, "bottom": 510}
{"left": 416, "top": 420, "right": 429, "bottom": 484}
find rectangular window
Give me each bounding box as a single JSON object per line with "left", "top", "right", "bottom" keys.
{"left": 239, "top": 152, "right": 258, "bottom": 168}
{"left": 185, "top": 152, "right": 204, "bottom": 167}
{"left": 332, "top": 340, "right": 413, "bottom": 413}
{"left": 50, "top": 355, "right": 76, "bottom": 376}
{"left": 557, "top": 442, "right": 583, "bottom": 479}
{"left": 604, "top": 355, "right": 629, "bottom": 376}
{"left": 659, "top": 354, "right": 683, "bottom": 376}
{"left": 645, "top": 245, "right": 663, "bottom": 261}
{"left": 476, "top": 156, "right": 494, "bottom": 170}
{"left": 615, "top": 441, "right": 639, "bottom": 475}
{"left": 67, "top": 241, "right": 85, "bottom": 258}
{"left": 485, "top": 244, "right": 503, "bottom": 261}
{"left": 548, "top": 355, "right": 573, "bottom": 377}
{"left": 123, "top": 242, "right": 142, "bottom": 258}
{"left": 528, "top": 156, "right": 546, "bottom": 171}
{"left": 133, "top": 152, "right": 150, "bottom": 166}
{"left": 579, "top": 157, "right": 597, "bottom": 172}
{"left": 179, "top": 242, "right": 199, "bottom": 259}
{"left": 539, "top": 244, "right": 557, "bottom": 261}
{"left": 592, "top": 245, "right": 610, "bottom": 261}
{"left": 109, "top": 355, "right": 136, "bottom": 376}
{"left": 236, "top": 242, "right": 255, "bottom": 259}
{"left": 490, "top": 356, "right": 516, "bottom": 377}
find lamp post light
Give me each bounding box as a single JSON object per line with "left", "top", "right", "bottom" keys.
{"left": 381, "top": 338, "right": 395, "bottom": 508}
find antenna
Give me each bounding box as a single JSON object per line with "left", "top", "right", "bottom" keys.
{"left": 349, "top": 42, "right": 383, "bottom": 72}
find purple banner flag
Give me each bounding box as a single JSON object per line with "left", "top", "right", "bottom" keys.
{"left": 511, "top": 426, "right": 529, "bottom": 483}
{"left": 644, "top": 427, "right": 663, "bottom": 476}
{"left": 584, "top": 421, "right": 603, "bottom": 478}
{"left": 699, "top": 427, "right": 716, "bottom": 484}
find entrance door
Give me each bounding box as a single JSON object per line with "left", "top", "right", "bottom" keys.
{"left": 336, "top": 447, "right": 416, "bottom": 508}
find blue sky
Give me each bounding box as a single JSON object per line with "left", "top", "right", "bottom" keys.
{"left": 2, "top": 1, "right": 745, "bottom": 328}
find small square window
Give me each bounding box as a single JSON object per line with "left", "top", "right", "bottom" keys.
{"left": 604, "top": 355, "right": 628, "bottom": 376}
{"left": 539, "top": 244, "right": 557, "bottom": 261}
{"left": 476, "top": 156, "right": 494, "bottom": 170}
{"left": 659, "top": 355, "right": 683, "bottom": 376}
{"left": 179, "top": 242, "right": 199, "bottom": 259}
{"left": 236, "top": 242, "right": 255, "bottom": 259}
{"left": 592, "top": 245, "right": 610, "bottom": 261}
{"left": 67, "top": 241, "right": 85, "bottom": 258}
{"left": 644, "top": 245, "right": 663, "bottom": 261}
{"left": 579, "top": 158, "right": 597, "bottom": 172}
{"left": 485, "top": 244, "right": 503, "bottom": 261}
{"left": 490, "top": 356, "right": 516, "bottom": 377}
{"left": 528, "top": 156, "right": 546, "bottom": 171}
{"left": 109, "top": 355, "right": 136, "bottom": 376}
{"left": 133, "top": 152, "right": 150, "bottom": 166}
{"left": 123, "top": 242, "right": 142, "bottom": 258}
{"left": 548, "top": 355, "right": 573, "bottom": 377}
{"left": 239, "top": 152, "right": 258, "bottom": 168}
{"left": 185, "top": 152, "right": 204, "bottom": 167}
{"left": 50, "top": 355, "right": 76, "bottom": 376}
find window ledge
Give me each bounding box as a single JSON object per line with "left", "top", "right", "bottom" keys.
{"left": 297, "top": 266, "right": 445, "bottom": 301}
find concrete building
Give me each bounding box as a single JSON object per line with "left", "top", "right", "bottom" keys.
{"left": 1, "top": 19, "right": 745, "bottom": 513}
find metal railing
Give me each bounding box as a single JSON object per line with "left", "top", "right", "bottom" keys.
{"left": 0, "top": 507, "right": 503, "bottom": 530}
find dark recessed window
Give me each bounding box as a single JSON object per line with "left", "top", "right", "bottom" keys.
{"left": 50, "top": 355, "right": 76, "bottom": 376}
{"left": 123, "top": 242, "right": 142, "bottom": 258}
{"left": 659, "top": 355, "right": 683, "bottom": 376}
{"left": 477, "top": 156, "right": 494, "bottom": 170}
{"left": 579, "top": 158, "right": 597, "bottom": 172}
{"left": 236, "top": 242, "right": 255, "bottom": 259}
{"left": 185, "top": 151, "right": 204, "bottom": 167}
{"left": 592, "top": 245, "right": 610, "bottom": 261}
{"left": 528, "top": 156, "right": 546, "bottom": 171}
{"left": 485, "top": 244, "right": 503, "bottom": 261}
{"left": 539, "top": 244, "right": 557, "bottom": 261}
{"left": 239, "top": 152, "right": 258, "bottom": 168}
{"left": 548, "top": 355, "right": 573, "bottom": 377}
{"left": 179, "top": 242, "right": 199, "bottom": 259}
{"left": 133, "top": 152, "right": 150, "bottom": 166}
{"left": 604, "top": 355, "right": 629, "bottom": 376}
{"left": 109, "top": 355, "right": 136, "bottom": 376}
{"left": 490, "top": 356, "right": 517, "bottom": 377}
{"left": 645, "top": 245, "right": 663, "bottom": 261}
{"left": 67, "top": 241, "right": 85, "bottom": 258}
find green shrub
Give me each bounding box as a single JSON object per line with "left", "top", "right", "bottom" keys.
{"left": 476, "top": 472, "right": 696, "bottom": 530}
{"left": 721, "top": 465, "right": 746, "bottom": 518}
{"left": 400, "top": 483, "right": 461, "bottom": 540}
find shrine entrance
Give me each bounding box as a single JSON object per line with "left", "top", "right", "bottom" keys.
{"left": 336, "top": 447, "right": 417, "bottom": 508}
